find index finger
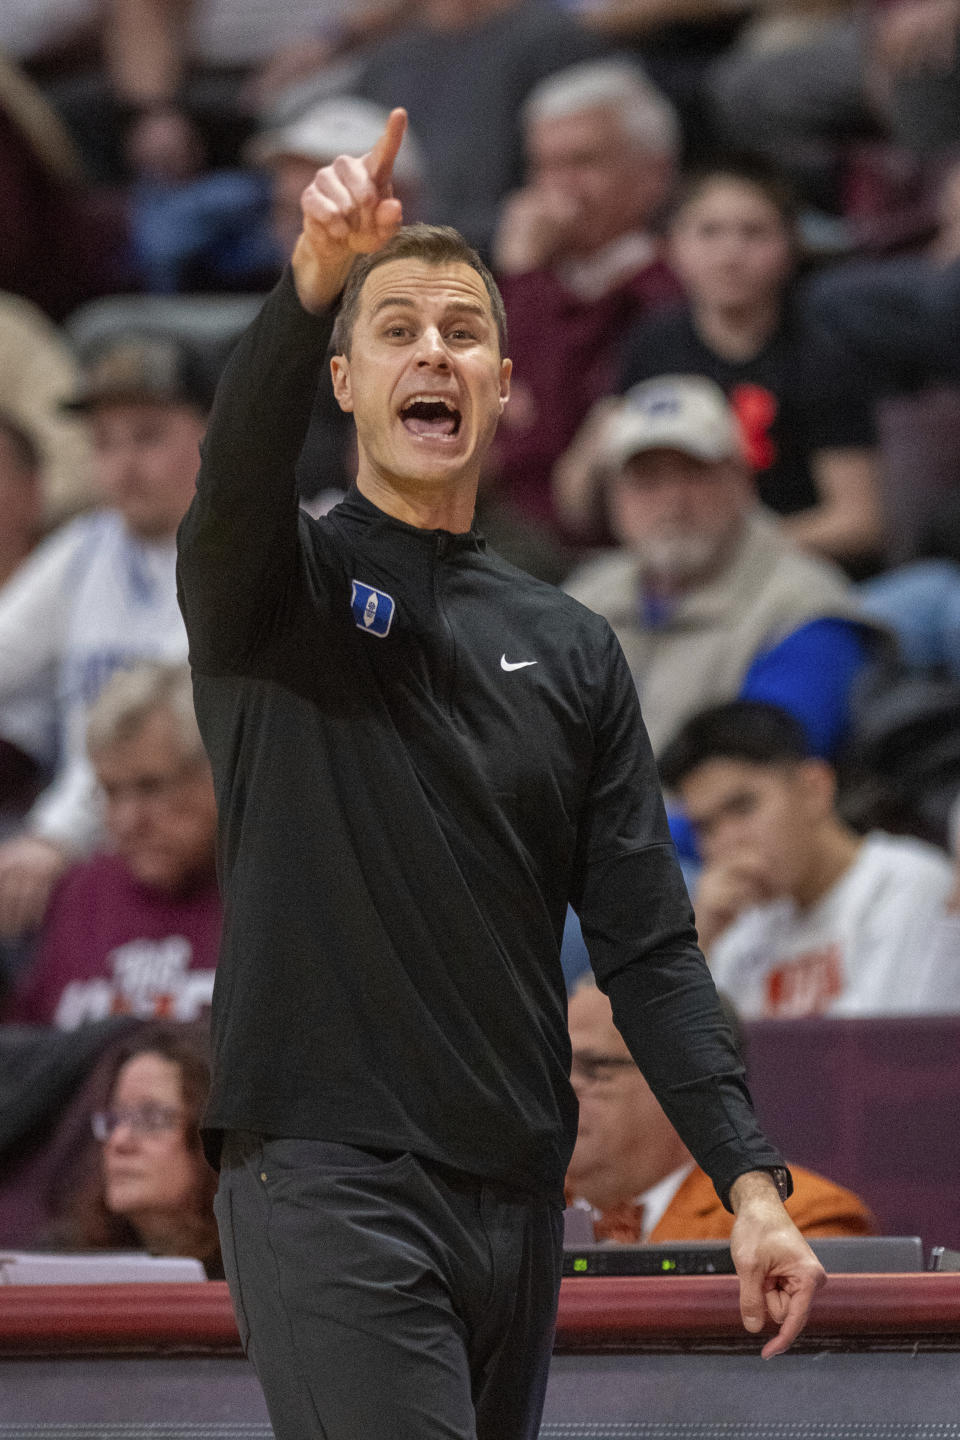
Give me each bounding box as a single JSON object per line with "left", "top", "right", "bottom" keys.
{"left": 364, "top": 107, "right": 407, "bottom": 191}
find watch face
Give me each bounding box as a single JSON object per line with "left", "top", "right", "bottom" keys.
{"left": 770, "top": 1167, "right": 791, "bottom": 1202}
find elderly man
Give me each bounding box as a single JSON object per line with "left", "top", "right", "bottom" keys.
{"left": 565, "top": 375, "right": 872, "bottom": 764}
{"left": 566, "top": 978, "right": 877, "bottom": 1241}
{"left": 491, "top": 58, "right": 681, "bottom": 537}
{"left": 0, "top": 333, "right": 213, "bottom": 937}
{"left": 4, "top": 663, "right": 220, "bottom": 1029}
{"left": 176, "top": 109, "right": 823, "bottom": 1440}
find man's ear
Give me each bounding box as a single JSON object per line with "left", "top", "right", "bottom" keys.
{"left": 330, "top": 354, "right": 353, "bottom": 413}
{"left": 498, "top": 356, "right": 512, "bottom": 413}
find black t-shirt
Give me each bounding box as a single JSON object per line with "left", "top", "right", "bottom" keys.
{"left": 620, "top": 303, "right": 876, "bottom": 516}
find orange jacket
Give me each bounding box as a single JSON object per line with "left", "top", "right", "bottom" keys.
{"left": 574, "top": 1163, "right": 876, "bottom": 1244}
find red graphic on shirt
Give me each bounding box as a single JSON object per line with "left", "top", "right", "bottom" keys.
{"left": 731, "top": 384, "right": 778, "bottom": 471}
{"left": 764, "top": 944, "right": 844, "bottom": 1017}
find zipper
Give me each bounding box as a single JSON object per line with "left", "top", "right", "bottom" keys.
{"left": 433, "top": 533, "right": 457, "bottom": 717}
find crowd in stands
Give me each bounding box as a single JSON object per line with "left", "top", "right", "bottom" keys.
{"left": 1, "top": 0, "right": 959, "bottom": 1263}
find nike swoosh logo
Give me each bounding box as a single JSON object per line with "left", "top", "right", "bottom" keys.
{"left": 501, "top": 655, "right": 538, "bottom": 672}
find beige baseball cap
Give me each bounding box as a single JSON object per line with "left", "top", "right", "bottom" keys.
{"left": 605, "top": 375, "right": 746, "bottom": 469}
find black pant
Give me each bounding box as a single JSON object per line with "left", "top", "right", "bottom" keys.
{"left": 215, "top": 1132, "right": 564, "bottom": 1440}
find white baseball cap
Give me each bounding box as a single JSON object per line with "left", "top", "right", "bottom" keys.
{"left": 605, "top": 375, "right": 746, "bottom": 469}
{"left": 248, "top": 96, "right": 425, "bottom": 190}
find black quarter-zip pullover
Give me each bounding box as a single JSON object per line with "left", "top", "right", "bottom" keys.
{"left": 177, "top": 269, "right": 785, "bottom": 1201}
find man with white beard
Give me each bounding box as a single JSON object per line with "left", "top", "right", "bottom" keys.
{"left": 565, "top": 375, "right": 873, "bottom": 763}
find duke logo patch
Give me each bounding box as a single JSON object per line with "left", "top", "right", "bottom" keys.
{"left": 350, "top": 580, "right": 395, "bottom": 638}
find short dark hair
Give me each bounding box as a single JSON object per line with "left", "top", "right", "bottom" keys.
{"left": 669, "top": 155, "right": 799, "bottom": 233}
{"left": 659, "top": 700, "right": 812, "bottom": 791}
{"left": 331, "top": 223, "right": 508, "bottom": 357}
{"left": 0, "top": 409, "right": 41, "bottom": 473}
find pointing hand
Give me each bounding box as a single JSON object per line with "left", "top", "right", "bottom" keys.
{"left": 293, "top": 107, "right": 407, "bottom": 312}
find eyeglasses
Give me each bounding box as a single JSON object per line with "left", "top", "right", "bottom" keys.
{"left": 570, "top": 1052, "right": 637, "bottom": 1087}
{"left": 91, "top": 1104, "right": 185, "bottom": 1141}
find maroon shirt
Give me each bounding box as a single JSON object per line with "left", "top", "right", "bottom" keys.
{"left": 491, "top": 255, "right": 681, "bottom": 537}
{"left": 5, "top": 853, "right": 222, "bottom": 1029}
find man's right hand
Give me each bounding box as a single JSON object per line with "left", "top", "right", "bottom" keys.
{"left": 292, "top": 106, "right": 408, "bottom": 315}
{"left": 693, "top": 852, "right": 771, "bottom": 953}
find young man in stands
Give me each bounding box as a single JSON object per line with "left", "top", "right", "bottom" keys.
{"left": 566, "top": 978, "right": 876, "bottom": 1241}
{"left": 660, "top": 700, "right": 957, "bottom": 1018}
{"left": 3, "top": 662, "right": 220, "bottom": 1028}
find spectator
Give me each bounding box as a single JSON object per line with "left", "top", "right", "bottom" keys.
{"left": 0, "top": 333, "right": 212, "bottom": 939}
{"left": 614, "top": 161, "right": 883, "bottom": 568}
{"left": 659, "top": 700, "right": 959, "bottom": 1017}
{"left": 0, "top": 290, "right": 95, "bottom": 526}
{"left": 351, "top": 0, "right": 609, "bottom": 255}
{"left": 564, "top": 376, "right": 873, "bottom": 763}
{"left": 490, "top": 58, "right": 681, "bottom": 537}
{"left": 3, "top": 664, "right": 220, "bottom": 1029}
{"left": 565, "top": 978, "right": 877, "bottom": 1241}
{"left": 54, "top": 1021, "right": 222, "bottom": 1276}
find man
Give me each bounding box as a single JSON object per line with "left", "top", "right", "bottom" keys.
{"left": 3, "top": 663, "right": 220, "bottom": 1029}
{"left": 659, "top": 700, "right": 958, "bottom": 1017}
{"left": 490, "top": 58, "right": 681, "bottom": 536}
{"left": 0, "top": 333, "right": 212, "bottom": 938}
{"left": 176, "top": 109, "right": 824, "bottom": 1440}
{"left": 565, "top": 375, "right": 872, "bottom": 762}
{"left": 566, "top": 979, "right": 876, "bottom": 1241}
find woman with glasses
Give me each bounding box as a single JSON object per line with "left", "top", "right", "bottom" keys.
{"left": 60, "top": 1022, "right": 222, "bottom": 1277}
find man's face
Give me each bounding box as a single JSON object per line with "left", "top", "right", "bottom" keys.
{"left": 608, "top": 447, "right": 750, "bottom": 585}
{"left": 679, "top": 757, "right": 829, "bottom": 901}
{"left": 566, "top": 985, "right": 689, "bottom": 1207}
{"left": 92, "top": 401, "right": 206, "bottom": 540}
{"left": 669, "top": 178, "right": 794, "bottom": 313}
{"left": 330, "top": 259, "right": 511, "bottom": 495}
{"left": 527, "top": 106, "right": 670, "bottom": 254}
{"left": 93, "top": 709, "right": 217, "bottom": 892}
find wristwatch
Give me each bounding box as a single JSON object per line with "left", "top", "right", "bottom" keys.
{"left": 766, "top": 1166, "right": 792, "bottom": 1202}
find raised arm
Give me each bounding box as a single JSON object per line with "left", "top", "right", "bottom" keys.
{"left": 177, "top": 110, "right": 408, "bottom": 672}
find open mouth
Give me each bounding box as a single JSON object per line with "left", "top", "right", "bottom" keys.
{"left": 399, "top": 394, "right": 462, "bottom": 439}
